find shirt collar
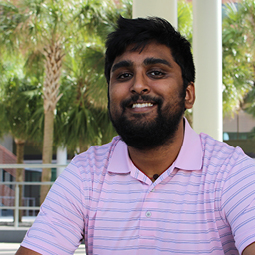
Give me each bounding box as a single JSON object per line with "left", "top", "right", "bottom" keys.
{"left": 108, "top": 138, "right": 134, "bottom": 174}
{"left": 108, "top": 118, "right": 203, "bottom": 174}
{"left": 174, "top": 118, "right": 203, "bottom": 171}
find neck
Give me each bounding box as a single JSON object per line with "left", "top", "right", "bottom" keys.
{"left": 128, "top": 119, "right": 185, "bottom": 179}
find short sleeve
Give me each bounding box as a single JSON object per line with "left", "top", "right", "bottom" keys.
{"left": 21, "top": 162, "right": 86, "bottom": 255}
{"left": 221, "top": 154, "right": 255, "bottom": 254}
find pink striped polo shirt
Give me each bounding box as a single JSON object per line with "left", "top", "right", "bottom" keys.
{"left": 21, "top": 118, "right": 255, "bottom": 255}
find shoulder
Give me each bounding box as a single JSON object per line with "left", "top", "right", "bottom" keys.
{"left": 52, "top": 136, "right": 122, "bottom": 199}
{"left": 199, "top": 132, "right": 252, "bottom": 167}
{"left": 198, "top": 132, "right": 255, "bottom": 189}
{"left": 71, "top": 136, "right": 120, "bottom": 167}
{"left": 198, "top": 133, "right": 255, "bottom": 190}
{"left": 63, "top": 136, "right": 121, "bottom": 180}
{"left": 200, "top": 132, "right": 241, "bottom": 156}
{"left": 199, "top": 134, "right": 255, "bottom": 254}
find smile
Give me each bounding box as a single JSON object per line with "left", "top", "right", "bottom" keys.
{"left": 132, "top": 103, "right": 154, "bottom": 108}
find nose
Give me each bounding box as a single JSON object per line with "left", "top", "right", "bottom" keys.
{"left": 130, "top": 73, "right": 150, "bottom": 95}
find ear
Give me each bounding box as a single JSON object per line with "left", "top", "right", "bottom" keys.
{"left": 184, "top": 82, "right": 195, "bottom": 109}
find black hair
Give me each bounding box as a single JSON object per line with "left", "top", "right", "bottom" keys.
{"left": 104, "top": 16, "right": 195, "bottom": 90}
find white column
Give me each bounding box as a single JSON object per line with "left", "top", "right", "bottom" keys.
{"left": 192, "top": 0, "right": 222, "bottom": 141}
{"left": 132, "top": 0, "right": 178, "bottom": 28}
{"left": 57, "top": 146, "right": 67, "bottom": 177}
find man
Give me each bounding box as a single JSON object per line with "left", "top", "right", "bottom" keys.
{"left": 16, "top": 16, "right": 255, "bottom": 255}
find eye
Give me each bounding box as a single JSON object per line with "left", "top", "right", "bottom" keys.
{"left": 117, "top": 72, "right": 132, "bottom": 80}
{"left": 149, "top": 70, "right": 166, "bottom": 78}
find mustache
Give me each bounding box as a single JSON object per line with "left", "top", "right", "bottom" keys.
{"left": 121, "top": 94, "right": 163, "bottom": 109}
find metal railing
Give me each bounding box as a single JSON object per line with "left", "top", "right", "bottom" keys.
{"left": 0, "top": 196, "right": 36, "bottom": 216}
{"left": 0, "top": 163, "right": 67, "bottom": 229}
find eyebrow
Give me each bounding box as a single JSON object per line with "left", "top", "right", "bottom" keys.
{"left": 143, "top": 57, "right": 172, "bottom": 67}
{"left": 111, "top": 57, "right": 172, "bottom": 73}
{"left": 111, "top": 60, "right": 133, "bottom": 73}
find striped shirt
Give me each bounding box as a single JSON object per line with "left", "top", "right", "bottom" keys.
{"left": 21, "top": 118, "right": 255, "bottom": 254}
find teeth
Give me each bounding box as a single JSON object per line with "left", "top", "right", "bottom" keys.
{"left": 132, "top": 103, "right": 153, "bottom": 108}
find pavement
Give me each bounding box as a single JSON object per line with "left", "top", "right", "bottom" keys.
{"left": 0, "top": 243, "right": 86, "bottom": 255}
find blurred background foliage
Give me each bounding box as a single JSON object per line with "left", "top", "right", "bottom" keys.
{"left": 0, "top": 0, "right": 255, "bottom": 158}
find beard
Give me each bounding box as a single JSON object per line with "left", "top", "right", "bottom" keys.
{"left": 108, "top": 93, "right": 185, "bottom": 150}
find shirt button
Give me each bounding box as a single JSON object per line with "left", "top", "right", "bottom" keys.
{"left": 146, "top": 211, "right": 151, "bottom": 217}
{"left": 151, "top": 188, "right": 155, "bottom": 192}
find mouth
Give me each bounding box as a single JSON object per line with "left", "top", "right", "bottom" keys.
{"left": 131, "top": 102, "right": 154, "bottom": 109}
{"left": 121, "top": 95, "right": 160, "bottom": 112}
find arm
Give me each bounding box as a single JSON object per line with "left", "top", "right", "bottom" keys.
{"left": 19, "top": 163, "right": 86, "bottom": 254}
{"left": 16, "top": 246, "right": 41, "bottom": 255}
{"left": 221, "top": 153, "right": 255, "bottom": 254}
{"left": 242, "top": 242, "right": 255, "bottom": 255}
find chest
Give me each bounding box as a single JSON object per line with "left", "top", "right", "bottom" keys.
{"left": 85, "top": 171, "right": 236, "bottom": 255}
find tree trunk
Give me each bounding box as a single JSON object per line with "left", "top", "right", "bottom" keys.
{"left": 40, "top": 41, "right": 64, "bottom": 204}
{"left": 14, "top": 138, "right": 25, "bottom": 223}
{"left": 40, "top": 110, "right": 54, "bottom": 204}
{"left": 79, "top": 140, "right": 89, "bottom": 153}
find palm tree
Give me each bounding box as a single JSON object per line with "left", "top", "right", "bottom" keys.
{"left": 54, "top": 0, "right": 132, "bottom": 154}
{"left": 0, "top": 0, "right": 65, "bottom": 203}
{"left": 232, "top": 0, "right": 255, "bottom": 118}
{"left": 0, "top": 52, "right": 42, "bottom": 221}
{"left": 0, "top": 0, "right": 120, "bottom": 203}
{"left": 55, "top": 43, "right": 116, "bottom": 154}
{"left": 222, "top": 1, "right": 254, "bottom": 118}
{"left": 178, "top": 0, "right": 193, "bottom": 43}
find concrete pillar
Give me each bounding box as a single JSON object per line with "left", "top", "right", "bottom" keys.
{"left": 192, "top": 0, "right": 222, "bottom": 141}
{"left": 132, "top": 0, "right": 178, "bottom": 28}
{"left": 57, "top": 146, "right": 67, "bottom": 177}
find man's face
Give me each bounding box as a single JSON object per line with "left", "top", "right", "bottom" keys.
{"left": 108, "top": 42, "right": 188, "bottom": 149}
